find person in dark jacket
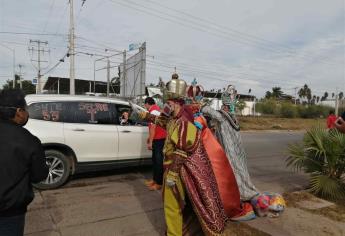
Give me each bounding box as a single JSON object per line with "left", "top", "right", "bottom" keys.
{"left": 0, "top": 89, "right": 49, "bottom": 236}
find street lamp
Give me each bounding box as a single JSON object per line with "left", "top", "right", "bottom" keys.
{"left": 0, "top": 43, "right": 15, "bottom": 88}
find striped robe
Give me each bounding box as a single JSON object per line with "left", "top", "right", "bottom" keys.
{"left": 202, "top": 105, "right": 259, "bottom": 201}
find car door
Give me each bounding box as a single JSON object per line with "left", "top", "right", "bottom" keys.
{"left": 26, "top": 101, "right": 65, "bottom": 144}
{"left": 63, "top": 101, "right": 119, "bottom": 162}
{"left": 115, "top": 103, "right": 151, "bottom": 160}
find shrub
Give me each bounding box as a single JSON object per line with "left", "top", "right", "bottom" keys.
{"left": 280, "top": 103, "right": 297, "bottom": 118}
{"left": 297, "top": 105, "right": 332, "bottom": 118}
{"left": 256, "top": 99, "right": 278, "bottom": 115}
{"left": 287, "top": 127, "right": 345, "bottom": 200}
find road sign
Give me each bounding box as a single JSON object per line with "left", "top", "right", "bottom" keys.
{"left": 129, "top": 43, "right": 141, "bottom": 51}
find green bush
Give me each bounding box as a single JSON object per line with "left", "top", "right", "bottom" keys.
{"left": 257, "top": 99, "right": 333, "bottom": 118}
{"left": 287, "top": 127, "right": 345, "bottom": 200}
{"left": 280, "top": 103, "right": 297, "bottom": 118}
{"left": 256, "top": 99, "right": 278, "bottom": 115}
{"left": 297, "top": 105, "right": 331, "bottom": 118}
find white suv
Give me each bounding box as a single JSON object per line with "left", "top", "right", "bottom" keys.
{"left": 25, "top": 95, "right": 151, "bottom": 189}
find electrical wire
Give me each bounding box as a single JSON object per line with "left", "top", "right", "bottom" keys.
{"left": 108, "top": 0, "right": 338, "bottom": 67}
{"left": 42, "top": 0, "right": 56, "bottom": 33}
{"left": 0, "top": 31, "right": 67, "bottom": 36}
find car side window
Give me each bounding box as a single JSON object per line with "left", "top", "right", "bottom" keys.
{"left": 64, "top": 102, "right": 117, "bottom": 125}
{"left": 116, "top": 104, "right": 148, "bottom": 126}
{"left": 28, "top": 102, "right": 65, "bottom": 122}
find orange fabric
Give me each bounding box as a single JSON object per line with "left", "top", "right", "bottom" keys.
{"left": 194, "top": 116, "right": 243, "bottom": 217}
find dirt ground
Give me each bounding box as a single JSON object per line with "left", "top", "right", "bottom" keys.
{"left": 243, "top": 191, "right": 345, "bottom": 236}
{"left": 239, "top": 117, "right": 324, "bottom": 131}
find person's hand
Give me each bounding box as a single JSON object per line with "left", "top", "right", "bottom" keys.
{"left": 147, "top": 140, "right": 153, "bottom": 150}
{"left": 335, "top": 117, "right": 345, "bottom": 134}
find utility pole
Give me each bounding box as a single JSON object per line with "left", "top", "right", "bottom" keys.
{"left": 106, "top": 58, "right": 110, "bottom": 97}
{"left": 293, "top": 87, "right": 298, "bottom": 105}
{"left": 29, "top": 40, "right": 49, "bottom": 94}
{"left": 69, "top": 0, "right": 76, "bottom": 95}
{"left": 139, "top": 42, "right": 146, "bottom": 105}
{"left": 122, "top": 50, "right": 127, "bottom": 97}
{"left": 0, "top": 43, "right": 15, "bottom": 88}
{"left": 335, "top": 88, "right": 339, "bottom": 116}
{"left": 18, "top": 64, "right": 23, "bottom": 89}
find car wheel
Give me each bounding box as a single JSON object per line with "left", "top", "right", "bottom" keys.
{"left": 34, "top": 149, "right": 71, "bottom": 190}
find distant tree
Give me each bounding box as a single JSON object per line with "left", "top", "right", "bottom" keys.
{"left": 316, "top": 96, "right": 320, "bottom": 103}
{"left": 339, "top": 92, "right": 344, "bottom": 100}
{"left": 321, "top": 91, "right": 329, "bottom": 101}
{"left": 311, "top": 95, "right": 316, "bottom": 105}
{"left": 2, "top": 75, "right": 36, "bottom": 94}
{"left": 157, "top": 77, "right": 165, "bottom": 88}
{"left": 271, "top": 87, "right": 283, "bottom": 98}
{"left": 110, "top": 77, "right": 120, "bottom": 94}
{"left": 248, "top": 88, "right": 251, "bottom": 94}
{"left": 265, "top": 87, "right": 283, "bottom": 99}
{"left": 332, "top": 92, "right": 335, "bottom": 98}
{"left": 265, "top": 91, "right": 272, "bottom": 99}
{"left": 298, "top": 84, "right": 312, "bottom": 104}
{"left": 236, "top": 100, "right": 246, "bottom": 114}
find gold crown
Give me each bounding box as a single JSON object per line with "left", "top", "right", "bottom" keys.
{"left": 164, "top": 73, "right": 187, "bottom": 100}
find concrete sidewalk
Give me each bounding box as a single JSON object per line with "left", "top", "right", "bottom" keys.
{"left": 25, "top": 173, "right": 345, "bottom": 236}
{"left": 25, "top": 173, "right": 165, "bottom": 236}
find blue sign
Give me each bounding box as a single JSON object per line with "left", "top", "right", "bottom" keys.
{"left": 32, "top": 79, "right": 37, "bottom": 85}
{"left": 129, "top": 43, "right": 141, "bottom": 51}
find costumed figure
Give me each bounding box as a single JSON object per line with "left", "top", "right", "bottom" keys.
{"left": 201, "top": 85, "right": 259, "bottom": 201}
{"left": 186, "top": 79, "right": 255, "bottom": 222}
{"left": 135, "top": 74, "right": 248, "bottom": 236}
{"left": 250, "top": 192, "right": 286, "bottom": 217}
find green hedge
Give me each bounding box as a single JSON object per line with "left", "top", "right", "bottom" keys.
{"left": 256, "top": 99, "right": 333, "bottom": 118}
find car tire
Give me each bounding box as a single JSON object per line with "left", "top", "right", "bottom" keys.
{"left": 34, "top": 149, "right": 71, "bottom": 190}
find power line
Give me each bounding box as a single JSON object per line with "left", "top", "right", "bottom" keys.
{"left": 0, "top": 31, "right": 67, "bottom": 36}
{"left": 108, "top": 0, "right": 338, "bottom": 67}
{"left": 76, "top": 36, "right": 123, "bottom": 53}
{"left": 42, "top": 0, "right": 56, "bottom": 33}
{"left": 41, "top": 51, "right": 69, "bottom": 76}
{"left": 54, "top": 3, "right": 69, "bottom": 35}
{"left": 145, "top": 0, "right": 332, "bottom": 65}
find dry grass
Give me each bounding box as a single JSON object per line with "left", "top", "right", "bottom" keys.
{"left": 283, "top": 191, "right": 345, "bottom": 222}
{"left": 224, "top": 222, "right": 270, "bottom": 236}
{"left": 239, "top": 116, "right": 324, "bottom": 131}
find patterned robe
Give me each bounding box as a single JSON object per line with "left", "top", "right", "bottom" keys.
{"left": 151, "top": 108, "right": 228, "bottom": 236}
{"left": 202, "top": 105, "right": 259, "bottom": 201}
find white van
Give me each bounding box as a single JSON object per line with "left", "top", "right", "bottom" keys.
{"left": 25, "top": 95, "right": 151, "bottom": 189}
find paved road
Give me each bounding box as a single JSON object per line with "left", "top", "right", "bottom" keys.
{"left": 242, "top": 131, "right": 308, "bottom": 193}
{"left": 25, "top": 131, "right": 308, "bottom": 236}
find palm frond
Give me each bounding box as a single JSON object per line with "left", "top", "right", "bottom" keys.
{"left": 288, "top": 126, "right": 345, "bottom": 200}
{"left": 309, "top": 174, "right": 345, "bottom": 200}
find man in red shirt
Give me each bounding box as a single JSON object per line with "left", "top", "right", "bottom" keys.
{"left": 144, "top": 97, "right": 166, "bottom": 190}
{"left": 327, "top": 110, "right": 337, "bottom": 129}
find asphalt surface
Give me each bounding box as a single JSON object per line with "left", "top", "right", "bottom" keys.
{"left": 25, "top": 131, "right": 309, "bottom": 236}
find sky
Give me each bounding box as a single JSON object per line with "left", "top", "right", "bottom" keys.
{"left": 0, "top": 0, "right": 344, "bottom": 98}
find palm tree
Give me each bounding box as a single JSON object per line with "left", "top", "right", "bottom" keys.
{"left": 287, "top": 127, "right": 345, "bottom": 200}
{"left": 332, "top": 92, "right": 335, "bottom": 98}
{"left": 271, "top": 87, "right": 283, "bottom": 98}
{"left": 321, "top": 92, "right": 328, "bottom": 101}
{"left": 265, "top": 91, "right": 272, "bottom": 99}
{"left": 316, "top": 96, "right": 320, "bottom": 103}
{"left": 298, "top": 88, "right": 306, "bottom": 101}
{"left": 298, "top": 84, "right": 311, "bottom": 103}
{"left": 339, "top": 92, "right": 344, "bottom": 100}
